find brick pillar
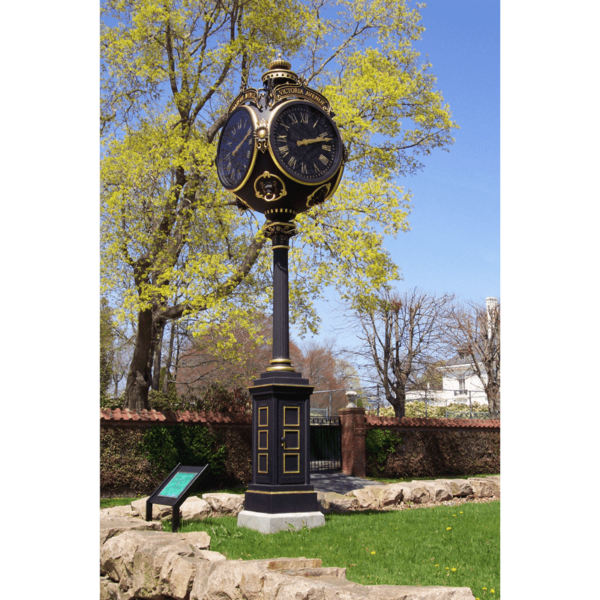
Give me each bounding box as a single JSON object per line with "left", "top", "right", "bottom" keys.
{"left": 339, "top": 407, "right": 366, "bottom": 478}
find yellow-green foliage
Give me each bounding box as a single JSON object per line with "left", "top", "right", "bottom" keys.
{"left": 101, "top": 0, "right": 457, "bottom": 341}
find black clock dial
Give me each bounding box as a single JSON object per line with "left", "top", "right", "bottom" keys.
{"left": 269, "top": 101, "right": 342, "bottom": 184}
{"left": 216, "top": 107, "right": 256, "bottom": 190}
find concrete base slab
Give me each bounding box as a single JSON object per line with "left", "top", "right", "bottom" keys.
{"left": 237, "top": 510, "right": 325, "bottom": 534}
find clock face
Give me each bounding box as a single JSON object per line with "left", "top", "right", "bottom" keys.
{"left": 216, "top": 107, "right": 256, "bottom": 190}
{"left": 269, "top": 101, "right": 342, "bottom": 184}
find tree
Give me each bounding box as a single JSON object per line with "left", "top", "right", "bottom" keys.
{"left": 295, "top": 339, "right": 356, "bottom": 416}
{"left": 352, "top": 288, "right": 455, "bottom": 418}
{"left": 445, "top": 298, "right": 500, "bottom": 417}
{"left": 174, "top": 313, "right": 303, "bottom": 397}
{"left": 101, "top": 0, "right": 457, "bottom": 410}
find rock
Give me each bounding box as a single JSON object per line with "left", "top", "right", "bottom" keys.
{"left": 181, "top": 497, "right": 211, "bottom": 521}
{"left": 130, "top": 496, "right": 173, "bottom": 520}
{"left": 417, "top": 481, "right": 453, "bottom": 502}
{"left": 397, "top": 482, "right": 432, "bottom": 505}
{"left": 101, "top": 505, "right": 136, "bottom": 519}
{"left": 100, "top": 517, "right": 163, "bottom": 546}
{"left": 347, "top": 486, "right": 384, "bottom": 510}
{"left": 190, "top": 558, "right": 476, "bottom": 600}
{"left": 468, "top": 478, "right": 500, "bottom": 498}
{"left": 434, "top": 479, "right": 474, "bottom": 497}
{"left": 318, "top": 491, "right": 360, "bottom": 512}
{"left": 100, "top": 575, "right": 134, "bottom": 600}
{"left": 377, "top": 483, "right": 405, "bottom": 507}
{"left": 100, "top": 529, "right": 211, "bottom": 592}
{"left": 202, "top": 492, "right": 245, "bottom": 516}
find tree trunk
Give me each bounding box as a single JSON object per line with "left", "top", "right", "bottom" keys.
{"left": 123, "top": 309, "right": 153, "bottom": 411}
{"left": 163, "top": 321, "right": 176, "bottom": 394}
{"left": 151, "top": 319, "right": 165, "bottom": 391}
{"left": 388, "top": 390, "right": 406, "bottom": 418}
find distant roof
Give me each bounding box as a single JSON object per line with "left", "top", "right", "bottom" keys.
{"left": 442, "top": 349, "right": 483, "bottom": 368}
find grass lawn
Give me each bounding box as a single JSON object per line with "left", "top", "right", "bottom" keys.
{"left": 165, "top": 500, "right": 500, "bottom": 599}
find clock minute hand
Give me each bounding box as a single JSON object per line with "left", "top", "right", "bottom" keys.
{"left": 232, "top": 128, "right": 253, "bottom": 156}
{"left": 297, "top": 135, "right": 333, "bottom": 146}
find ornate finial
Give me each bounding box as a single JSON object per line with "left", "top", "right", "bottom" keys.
{"left": 268, "top": 56, "right": 292, "bottom": 71}
{"left": 262, "top": 56, "right": 298, "bottom": 87}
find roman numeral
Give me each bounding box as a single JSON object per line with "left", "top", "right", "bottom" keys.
{"left": 301, "top": 163, "right": 307, "bottom": 175}
{"left": 322, "top": 144, "right": 331, "bottom": 152}
{"left": 289, "top": 113, "right": 298, "bottom": 124}
{"left": 281, "top": 123, "right": 290, "bottom": 131}
{"left": 246, "top": 150, "right": 251, "bottom": 158}
{"left": 288, "top": 156, "right": 297, "bottom": 168}
{"left": 300, "top": 112, "right": 308, "bottom": 124}
{"left": 279, "top": 145, "right": 289, "bottom": 157}
{"left": 319, "top": 154, "right": 328, "bottom": 165}
{"left": 277, "top": 134, "right": 287, "bottom": 141}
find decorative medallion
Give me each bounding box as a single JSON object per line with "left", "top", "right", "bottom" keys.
{"left": 254, "top": 171, "right": 287, "bottom": 203}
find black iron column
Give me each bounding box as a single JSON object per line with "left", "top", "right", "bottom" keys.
{"left": 268, "top": 222, "right": 296, "bottom": 372}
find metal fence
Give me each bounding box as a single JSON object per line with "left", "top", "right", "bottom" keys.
{"left": 309, "top": 416, "right": 341, "bottom": 472}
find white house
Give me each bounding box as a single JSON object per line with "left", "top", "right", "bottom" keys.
{"left": 405, "top": 297, "right": 499, "bottom": 410}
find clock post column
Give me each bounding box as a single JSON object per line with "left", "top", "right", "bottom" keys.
{"left": 270, "top": 222, "right": 294, "bottom": 372}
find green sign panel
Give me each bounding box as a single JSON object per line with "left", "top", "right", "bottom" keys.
{"left": 160, "top": 471, "right": 196, "bottom": 498}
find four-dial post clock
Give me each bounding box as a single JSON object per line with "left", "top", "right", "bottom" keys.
{"left": 215, "top": 58, "right": 345, "bottom": 534}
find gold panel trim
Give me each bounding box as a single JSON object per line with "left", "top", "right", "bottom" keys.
{"left": 283, "top": 429, "right": 300, "bottom": 450}
{"left": 257, "top": 453, "right": 269, "bottom": 474}
{"left": 283, "top": 453, "right": 301, "bottom": 474}
{"left": 271, "top": 245, "right": 289, "bottom": 250}
{"left": 258, "top": 406, "right": 268, "bottom": 427}
{"left": 284, "top": 406, "right": 300, "bottom": 427}
{"left": 270, "top": 358, "right": 292, "bottom": 364}
{"left": 266, "top": 365, "right": 295, "bottom": 372}
{"left": 258, "top": 430, "right": 268, "bottom": 450}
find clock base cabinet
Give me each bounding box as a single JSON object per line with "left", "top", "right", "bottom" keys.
{"left": 246, "top": 371, "right": 319, "bottom": 514}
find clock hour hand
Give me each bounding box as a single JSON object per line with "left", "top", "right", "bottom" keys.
{"left": 232, "top": 128, "right": 253, "bottom": 156}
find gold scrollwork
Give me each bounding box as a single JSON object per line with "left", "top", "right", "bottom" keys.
{"left": 262, "top": 221, "right": 297, "bottom": 240}
{"left": 306, "top": 183, "right": 332, "bottom": 208}
{"left": 254, "top": 119, "right": 269, "bottom": 153}
{"left": 254, "top": 171, "right": 287, "bottom": 203}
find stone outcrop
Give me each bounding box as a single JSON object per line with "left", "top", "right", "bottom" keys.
{"left": 129, "top": 493, "right": 242, "bottom": 521}
{"left": 467, "top": 477, "right": 500, "bottom": 498}
{"left": 317, "top": 491, "right": 361, "bottom": 513}
{"left": 339, "top": 476, "right": 499, "bottom": 512}
{"left": 100, "top": 516, "right": 163, "bottom": 547}
{"left": 100, "top": 530, "right": 476, "bottom": 600}
{"left": 433, "top": 479, "right": 474, "bottom": 497}
{"left": 201, "top": 492, "right": 245, "bottom": 517}
{"left": 99, "top": 477, "right": 498, "bottom": 599}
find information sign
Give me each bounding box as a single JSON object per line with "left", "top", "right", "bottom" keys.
{"left": 145, "top": 463, "right": 208, "bottom": 532}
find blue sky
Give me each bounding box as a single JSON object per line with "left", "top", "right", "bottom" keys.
{"left": 295, "top": 0, "right": 500, "bottom": 347}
